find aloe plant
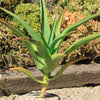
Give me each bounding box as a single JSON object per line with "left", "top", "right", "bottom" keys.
{"left": 0, "top": 0, "right": 100, "bottom": 98}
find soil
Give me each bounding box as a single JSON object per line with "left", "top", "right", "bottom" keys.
{"left": 1, "top": 85, "right": 100, "bottom": 100}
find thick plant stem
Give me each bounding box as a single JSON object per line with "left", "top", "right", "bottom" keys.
{"left": 40, "top": 74, "right": 49, "bottom": 98}
{"left": 40, "top": 83, "right": 48, "bottom": 98}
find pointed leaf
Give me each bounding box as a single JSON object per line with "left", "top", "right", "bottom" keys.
{"left": 50, "top": 57, "right": 90, "bottom": 80}
{"left": 42, "top": 53, "right": 65, "bottom": 72}
{"left": 10, "top": 67, "right": 44, "bottom": 84}
{"left": 0, "top": 19, "right": 44, "bottom": 66}
{"left": 10, "top": 37, "right": 50, "bottom": 65}
{"left": 51, "top": 53, "right": 65, "bottom": 65}
{"left": 49, "top": 31, "right": 74, "bottom": 54}
{"left": 0, "top": 18, "right": 25, "bottom": 37}
{"left": 53, "top": 13, "right": 100, "bottom": 53}
{"left": 34, "top": 41, "right": 50, "bottom": 60}
{"left": 23, "top": 41, "right": 45, "bottom": 65}
{"left": 62, "top": 13, "right": 100, "bottom": 35}
{"left": 0, "top": 7, "right": 41, "bottom": 41}
{"left": 55, "top": 12, "right": 64, "bottom": 37}
{"left": 0, "top": 18, "right": 50, "bottom": 69}
{"left": 41, "top": 0, "right": 50, "bottom": 43}
{"left": 48, "top": 13, "right": 58, "bottom": 45}
{"left": 64, "top": 32, "right": 100, "bottom": 55}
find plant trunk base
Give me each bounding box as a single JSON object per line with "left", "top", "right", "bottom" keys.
{"left": 40, "top": 86, "right": 47, "bottom": 98}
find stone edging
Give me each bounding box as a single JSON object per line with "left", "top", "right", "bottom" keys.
{"left": 0, "top": 64, "right": 100, "bottom": 96}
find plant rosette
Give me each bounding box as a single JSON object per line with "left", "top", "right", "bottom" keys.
{"left": 0, "top": 0, "right": 100, "bottom": 98}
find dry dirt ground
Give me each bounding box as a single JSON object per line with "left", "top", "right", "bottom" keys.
{"left": 0, "top": 85, "right": 100, "bottom": 100}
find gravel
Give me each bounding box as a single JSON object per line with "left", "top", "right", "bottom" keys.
{"left": 1, "top": 85, "right": 100, "bottom": 100}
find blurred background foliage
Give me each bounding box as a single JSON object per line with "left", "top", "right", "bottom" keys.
{"left": 0, "top": 0, "right": 100, "bottom": 71}
{"left": 54, "top": 0, "right": 100, "bottom": 16}
{"left": 0, "top": 0, "right": 24, "bottom": 20}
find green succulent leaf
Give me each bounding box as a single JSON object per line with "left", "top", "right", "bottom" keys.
{"left": 10, "top": 67, "right": 45, "bottom": 84}
{"left": 42, "top": 53, "right": 65, "bottom": 72}
{"left": 48, "top": 13, "right": 58, "bottom": 45}
{"left": 55, "top": 12, "right": 64, "bottom": 38}
{"left": 62, "top": 13, "right": 100, "bottom": 35}
{"left": 23, "top": 41, "right": 44, "bottom": 65}
{"left": 49, "top": 31, "right": 74, "bottom": 54}
{"left": 0, "top": 18, "right": 50, "bottom": 71}
{"left": 41, "top": 0, "right": 50, "bottom": 44}
{"left": 64, "top": 32, "right": 100, "bottom": 55}
{"left": 23, "top": 39, "right": 50, "bottom": 62}
{"left": 53, "top": 13, "right": 100, "bottom": 53}
{"left": 50, "top": 57, "right": 90, "bottom": 80}
{"left": 49, "top": 12, "right": 64, "bottom": 53}
{"left": 0, "top": 18, "right": 25, "bottom": 37}
{"left": 0, "top": 7, "right": 41, "bottom": 41}
{"left": 33, "top": 41, "right": 50, "bottom": 60}
{"left": 10, "top": 37, "right": 50, "bottom": 70}
{"left": 0, "top": 19, "right": 44, "bottom": 67}
{"left": 51, "top": 53, "right": 65, "bottom": 64}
